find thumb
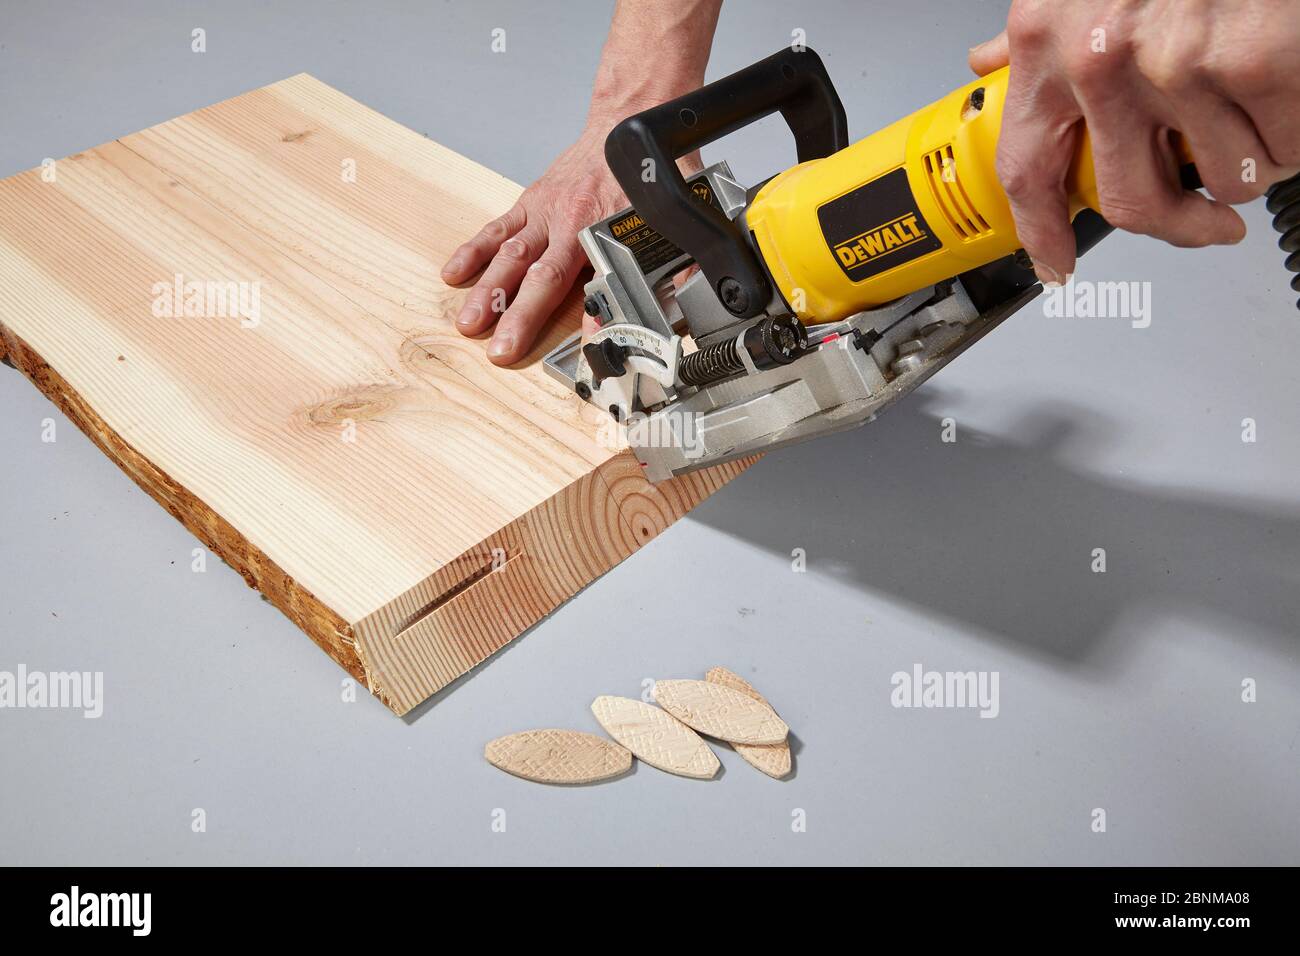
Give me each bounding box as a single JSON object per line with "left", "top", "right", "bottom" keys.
{"left": 969, "top": 31, "right": 1009, "bottom": 76}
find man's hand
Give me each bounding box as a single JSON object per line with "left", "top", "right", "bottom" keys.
{"left": 442, "top": 0, "right": 722, "bottom": 366}
{"left": 441, "top": 125, "right": 627, "bottom": 364}
{"left": 970, "top": 0, "right": 1300, "bottom": 286}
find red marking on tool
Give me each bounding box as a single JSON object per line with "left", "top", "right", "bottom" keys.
{"left": 821, "top": 332, "right": 840, "bottom": 345}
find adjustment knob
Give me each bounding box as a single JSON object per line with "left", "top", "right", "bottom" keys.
{"left": 582, "top": 338, "right": 628, "bottom": 386}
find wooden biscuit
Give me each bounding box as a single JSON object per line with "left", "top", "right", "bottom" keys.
{"left": 485, "top": 729, "right": 632, "bottom": 784}
{"left": 705, "top": 667, "right": 792, "bottom": 779}
{"left": 652, "top": 678, "right": 789, "bottom": 745}
{"left": 590, "top": 696, "right": 719, "bottom": 779}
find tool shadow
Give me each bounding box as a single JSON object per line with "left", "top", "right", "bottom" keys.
{"left": 690, "top": 391, "right": 1300, "bottom": 674}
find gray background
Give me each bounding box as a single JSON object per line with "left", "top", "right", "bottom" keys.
{"left": 2, "top": 0, "right": 1297, "bottom": 865}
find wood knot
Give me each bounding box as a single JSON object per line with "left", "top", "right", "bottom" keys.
{"left": 632, "top": 513, "right": 658, "bottom": 542}
{"left": 398, "top": 334, "right": 440, "bottom": 367}
{"left": 307, "top": 388, "right": 397, "bottom": 425}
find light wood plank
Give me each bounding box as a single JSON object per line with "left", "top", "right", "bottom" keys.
{"left": 0, "top": 75, "right": 752, "bottom": 714}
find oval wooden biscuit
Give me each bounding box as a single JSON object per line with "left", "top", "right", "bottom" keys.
{"left": 705, "top": 667, "right": 792, "bottom": 779}
{"left": 590, "top": 696, "right": 719, "bottom": 779}
{"left": 485, "top": 729, "right": 632, "bottom": 784}
{"left": 652, "top": 678, "right": 789, "bottom": 745}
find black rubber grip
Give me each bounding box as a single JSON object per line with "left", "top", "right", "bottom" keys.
{"left": 604, "top": 47, "right": 849, "bottom": 319}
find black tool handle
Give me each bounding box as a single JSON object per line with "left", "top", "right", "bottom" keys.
{"left": 604, "top": 47, "right": 849, "bottom": 319}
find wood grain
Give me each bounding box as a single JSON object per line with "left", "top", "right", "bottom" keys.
{"left": 590, "top": 696, "right": 720, "bottom": 779}
{"left": 0, "top": 74, "right": 752, "bottom": 715}
{"left": 484, "top": 729, "right": 632, "bottom": 784}
{"left": 652, "top": 679, "right": 789, "bottom": 745}
{"left": 705, "top": 667, "right": 792, "bottom": 779}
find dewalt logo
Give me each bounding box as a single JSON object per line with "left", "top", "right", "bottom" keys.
{"left": 833, "top": 213, "right": 929, "bottom": 271}
{"left": 608, "top": 177, "right": 719, "bottom": 276}
{"left": 818, "top": 168, "right": 943, "bottom": 281}
{"left": 611, "top": 212, "right": 645, "bottom": 239}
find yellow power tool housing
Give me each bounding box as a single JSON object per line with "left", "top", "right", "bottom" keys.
{"left": 603, "top": 48, "right": 1109, "bottom": 330}
{"left": 747, "top": 65, "right": 1098, "bottom": 323}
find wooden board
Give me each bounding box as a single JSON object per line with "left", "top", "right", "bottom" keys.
{"left": 0, "top": 74, "right": 752, "bottom": 715}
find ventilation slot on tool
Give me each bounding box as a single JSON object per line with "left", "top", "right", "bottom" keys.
{"left": 923, "top": 144, "right": 991, "bottom": 241}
